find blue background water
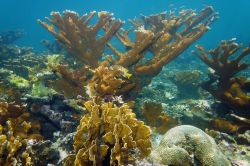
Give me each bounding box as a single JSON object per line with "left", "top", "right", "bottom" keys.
{"left": 1, "top": 0, "right": 250, "bottom": 51}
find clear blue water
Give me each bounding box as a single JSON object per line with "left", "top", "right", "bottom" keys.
{"left": 1, "top": 0, "right": 250, "bottom": 51}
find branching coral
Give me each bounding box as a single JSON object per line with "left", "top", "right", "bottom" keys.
{"left": 38, "top": 10, "right": 123, "bottom": 68}
{"left": 193, "top": 39, "right": 250, "bottom": 112}
{"left": 39, "top": 7, "right": 218, "bottom": 98}
{"left": 142, "top": 101, "right": 178, "bottom": 134}
{"left": 64, "top": 100, "right": 151, "bottom": 166}
{"left": 108, "top": 6, "right": 217, "bottom": 77}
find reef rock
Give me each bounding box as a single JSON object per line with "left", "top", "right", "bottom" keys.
{"left": 150, "top": 125, "right": 230, "bottom": 166}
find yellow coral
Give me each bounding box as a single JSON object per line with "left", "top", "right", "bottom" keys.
{"left": 65, "top": 100, "right": 151, "bottom": 166}
{"left": 0, "top": 122, "right": 32, "bottom": 166}
{"left": 0, "top": 101, "right": 42, "bottom": 165}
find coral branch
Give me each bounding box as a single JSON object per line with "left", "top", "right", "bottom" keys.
{"left": 194, "top": 39, "right": 250, "bottom": 112}
{"left": 106, "top": 6, "right": 217, "bottom": 77}
{"left": 103, "top": 6, "right": 217, "bottom": 97}
{"left": 193, "top": 39, "right": 250, "bottom": 83}
{"left": 39, "top": 7, "right": 217, "bottom": 98}
{"left": 38, "top": 10, "right": 123, "bottom": 68}
{"left": 133, "top": 6, "right": 218, "bottom": 76}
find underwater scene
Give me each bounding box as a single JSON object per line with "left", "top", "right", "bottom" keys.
{"left": 0, "top": 0, "right": 250, "bottom": 165}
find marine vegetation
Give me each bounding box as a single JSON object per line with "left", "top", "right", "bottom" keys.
{"left": 38, "top": 6, "right": 217, "bottom": 99}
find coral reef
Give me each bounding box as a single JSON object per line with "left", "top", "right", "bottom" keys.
{"left": 4, "top": 5, "right": 250, "bottom": 166}
{"left": 38, "top": 10, "right": 123, "bottom": 68}
{"left": 0, "top": 30, "right": 24, "bottom": 44}
{"left": 86, "top": 63, "right": 135, "bottom": 97}
{"left": 28, "top": 140, "right": 60, "bottom": 165}
{"left": 206, "top": 129, "right": 250, "bottom": 165}
{"left": 64, "top": 100, "right": 151, "bottom": 166}
{"left": 41, "top": 40, "right": 64, "bottom": 54}
{"left": 0, "top": 101, "right": 42, "bottom": 165}
{"left": 141, "top": 101, "right": 179, "bottom": 134}
{"left": 193, "top": 39, "right": 250, "bottom": 113}
{"left": 27, "top": 82, "right": 56, "bottom": 99}
{"left": 110, "top": 6, "right": 217, "bottom": 76}
{"left": 39, "top": 7, "right": 217, "bottom": 98}
{"left": 168, "top": 70, "right": 202, "bottom": 99}
{"left": 0, "top": 31, "right": 33, "bottom": 62}
{"left": 49, "top": 64, "right": 90, "bottom": 98}
{"left": 0, "top": 101, "right": 42, "bottom": 139}
{"left": 150, "top": 125, "right": 230, "bottom": 166}
{"left": 27, "top": 95, "right": 83, "bottom": 137}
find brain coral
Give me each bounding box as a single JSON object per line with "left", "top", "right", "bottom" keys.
{"left": 150, "top": 125, "right": 230, "bottom": 166}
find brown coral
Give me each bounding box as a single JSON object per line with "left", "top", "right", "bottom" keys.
{"left": 193, "top": 39, "right": 250, "bottom": 112}
{"left": 64, "top": 100, "right": 151, "bottom": 166}
{"left": 142, "top": 101, "right": 179, "bottom": 134}
{"left": 106, "top": 6, "right": 217, "bottom": 84}
{"left": 39, "top": 7, "right": 217, "bottom": 98}
{"left": 86, "top": 63, "right": 136, "bottom": 97}
{"left": 49, "top": 64, "right": 91, "bottom": 98}
{"left": 38, "top": 10, "right": 123, "bottom": 68}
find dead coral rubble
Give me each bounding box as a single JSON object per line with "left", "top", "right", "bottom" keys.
{"left": 64, "top": 100, "right": 151, "bottom": 166}
{"left": 193, "top": 39, "right": 250, "bottom": 112}
{"left": 39, "top": 7, "right": 218, "bottom": 98}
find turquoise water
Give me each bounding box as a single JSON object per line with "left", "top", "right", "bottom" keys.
{"left": 1, "top": 0, "right": 250, "bottom": 50}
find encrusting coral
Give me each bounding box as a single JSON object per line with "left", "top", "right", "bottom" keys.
{"left": 193, "top": 39, "right": 250, "bottom": 113}
{"left": 38, "top": 7, "right": 218, "bottom": 98}
{"left": 64, "top": 100, "right": 151, "bottom": 166}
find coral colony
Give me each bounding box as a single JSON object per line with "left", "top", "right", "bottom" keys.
{"left": 0, "top": 5, "right": 250, "bottom": 166}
